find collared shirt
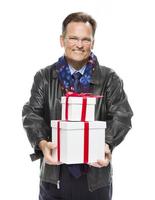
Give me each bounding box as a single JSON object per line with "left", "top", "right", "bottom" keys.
{"left": 68, "top": 64, "right": 86, "bottom": 75}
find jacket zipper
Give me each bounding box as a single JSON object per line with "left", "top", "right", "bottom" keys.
{"left": 57, "top": 180, "right": 60, "bottom": 189}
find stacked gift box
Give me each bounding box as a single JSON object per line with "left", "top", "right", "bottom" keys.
{"left": 51, "top": 92, "right": 106, "bottom": 164}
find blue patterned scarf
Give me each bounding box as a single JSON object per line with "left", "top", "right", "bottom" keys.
{"left": 55, "top": 52, "right": 97, "bottom": 93}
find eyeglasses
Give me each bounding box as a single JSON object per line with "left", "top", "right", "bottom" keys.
{"left": 65, "top": 36, "right": 93, "bottom": 45}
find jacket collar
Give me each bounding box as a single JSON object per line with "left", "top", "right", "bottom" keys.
{"left": 90, "top": 61, "right": 101, "bottom": 85}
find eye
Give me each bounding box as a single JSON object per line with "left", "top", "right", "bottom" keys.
{"left": 66, "top": 36, "right": 92, "bottom": 45}
{"left": 68, "top": 37, "right": 78, "bottom": 42}
{"left": 82, "top": 38, "right": 92, "bottom": 44}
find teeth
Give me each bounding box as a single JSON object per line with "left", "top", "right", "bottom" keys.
{"left": 73, "top": 50, "right": 83, "bottom": 52}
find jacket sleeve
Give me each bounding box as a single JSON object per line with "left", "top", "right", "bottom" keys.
{"left": 22, "top": 70, "right": 50, "bottom": 158}
{"left": 105, "top": 71, "right": 133, "bottom": 150}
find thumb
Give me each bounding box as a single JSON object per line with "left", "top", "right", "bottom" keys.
{"left": 47, "top": 142, "right": 57, "bottom": 149}
{"left": 105, "top": 144, "right": 111, "bottom": 154}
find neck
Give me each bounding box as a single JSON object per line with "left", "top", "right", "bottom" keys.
{"left": 65, "top": 57, "right": 88, "bottom": 70}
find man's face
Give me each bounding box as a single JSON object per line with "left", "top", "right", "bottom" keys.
{"left": 60, "top": 22, "right": 94, "bottom": 68}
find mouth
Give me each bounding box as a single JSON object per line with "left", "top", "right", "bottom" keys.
{"left": 72, "top": 49, "right": 84, "bottom": 53}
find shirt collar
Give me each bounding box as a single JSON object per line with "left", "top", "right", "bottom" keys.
{"left": 68, "top": 64, "right": 86, "bottom": 75}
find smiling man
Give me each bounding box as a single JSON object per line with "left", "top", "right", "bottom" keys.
{"left": 60, "top": 21, "right": 94, "bottom": 69}
{"left": 22, "top": 12, "right": 133, "bottom": 200}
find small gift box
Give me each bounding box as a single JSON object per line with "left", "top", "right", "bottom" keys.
{"left": 51, "top": 120, "right": 106, "bottom": 164}
{"left": 61, "top": 92, "right": 97, "bottom": 121}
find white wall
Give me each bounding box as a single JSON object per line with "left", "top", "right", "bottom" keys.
{"left": 0, "top": 0, "right": 155, "bottom": 199}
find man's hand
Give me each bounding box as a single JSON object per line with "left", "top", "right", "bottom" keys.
{"left": 89, "top": 144, "right": 112, "bottom": 168}
{"left": 39, "top": 140, "right": 61, "bottom": 165}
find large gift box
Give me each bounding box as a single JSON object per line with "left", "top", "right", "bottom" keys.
{"left": 51, "top": 120, "right": 106, "bottom": 164}
{"left": 61, "top": 94, "right": 96, "bottom": 121}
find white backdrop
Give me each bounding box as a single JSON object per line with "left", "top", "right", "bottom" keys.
{"left": 0, "top": 0, "right": 155, "bottom": 199}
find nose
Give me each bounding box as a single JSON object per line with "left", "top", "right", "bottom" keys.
{"left": 76, "top": 39, "right": 83, "bottom": 48}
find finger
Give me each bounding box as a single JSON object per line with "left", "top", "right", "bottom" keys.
{"left": 45, "top": 160, "right": 59, "bottom": 165}
{"left": 107, "top": 153, "right": 112, "bottom": 161}
{"left": 89, "top": 162, "right": 103, "bottom": 168}
{"left": 105, "top": 144, "right": 111, "bottom": 154}
{"left": 57, "top": 161, "right": 63, "bottom": 165}
{"left": 45, "top": 156, "right": 60, "bottom": 165}
{"left": 97, "top": 156, "right": 110, "bottom": 167}
{"left": 47, "top": 142, "right": 57, "bottom": 149}
{"left": 105, "top": 147, "right": 112, "bottom": 161}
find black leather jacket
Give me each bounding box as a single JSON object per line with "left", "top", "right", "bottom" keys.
{"left": 22, "top": 61, "right": 133, "bottom": 191}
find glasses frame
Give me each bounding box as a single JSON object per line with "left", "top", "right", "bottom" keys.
{"left": 65, "top": 36, "right": 93, "bottom": 45}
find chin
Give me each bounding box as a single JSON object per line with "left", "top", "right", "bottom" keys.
{"left": 71, "top": 58, "right": 87, "bottom": 63}
{"left": 65, "top": 55, "right": 89, "bottom": 67}
{"left": 70, "top": 55, "right": 88, "bottom": 61}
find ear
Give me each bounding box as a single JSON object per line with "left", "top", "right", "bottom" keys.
{"left": 91, "top": 39, "right": 95, "bottom": 50}
{"left": 60, "top": 35, "right": 65, "bottom": 47}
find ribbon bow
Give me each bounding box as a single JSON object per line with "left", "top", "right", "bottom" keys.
{"left": 65, "top": 92, "right": 103, "bottom": 121}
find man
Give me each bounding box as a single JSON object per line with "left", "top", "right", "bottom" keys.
{"left": 22, "top": 12, "right": 133, "bottom": 200}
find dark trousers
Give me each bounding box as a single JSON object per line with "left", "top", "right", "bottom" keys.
{"left": 39, "top": 165, "right": 112, "bottom": 200}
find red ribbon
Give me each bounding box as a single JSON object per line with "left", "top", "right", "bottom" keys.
{"left": 65, "top": 92, "right": 103, "bottom": 121}
{"left": 84, "top": 122, "right": 89, "bottom": 163}
{"left": 57, "top": 120, "right": 90, "bottom": 163}
{"left": 81, "top": 98, "right": 87, "bottom": 121}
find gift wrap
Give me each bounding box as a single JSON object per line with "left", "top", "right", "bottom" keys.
{"left": 51, "top": 120, "right": 106, "bottom": 164}
{"left": 61, "top": 95, "right": 96, "bottom": 121}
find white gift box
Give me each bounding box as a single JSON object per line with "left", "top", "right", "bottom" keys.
{"left": 51, "top": 120, "right": 106, "bottom": 164}
{"left": 61, "top": 96, "right": 96, "bottom": 121}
